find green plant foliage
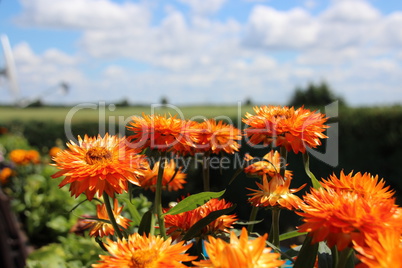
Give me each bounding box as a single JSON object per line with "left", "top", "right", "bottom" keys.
{"left": 26, "top": 233, "right": 103, "bottom": 268}
{"left": 9, "top": 165, "right": 94, "bottom": 245}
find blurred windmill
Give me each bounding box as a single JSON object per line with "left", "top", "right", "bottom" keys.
{"left": 1, "top": 34, "right": 70, "bottom": 107}
{"left": 0, "top": 34, "right": 20, "bottom": 105}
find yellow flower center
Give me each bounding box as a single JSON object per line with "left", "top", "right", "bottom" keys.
{"left": 129, "top": 249, "right": 158, "bottom": 268}
{"left": 85, "top": 147, "right": 112, "bottom": 165}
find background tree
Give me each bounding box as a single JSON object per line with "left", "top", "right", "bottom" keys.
{"left": 288, "top": 81, "right": 346, "bottom": 107}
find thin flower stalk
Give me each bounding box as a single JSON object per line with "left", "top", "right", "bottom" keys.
{"left": 155, "top": 153, "right": 167, "bottom": 239}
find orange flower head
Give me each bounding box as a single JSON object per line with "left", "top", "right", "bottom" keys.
{"left": 354, "top": 229, "right": 402, "bottom": 268}
{"left": 0, "top": 167, "right": 13, "bottom": 184}
{"left": 85, "top": 198, "right": 131, "bottom": 237}
{"left": 51, "top": 134, "right": 148, "bottom": 200}
{"left": 247, "top": 174, "right": 305, "bottom": 210}
{"left": 189, "top": 119, "right": 241, "bottom": 154}
{"left": 297, "top": 187, "right": 402, "bottom": 251}
{"left": 9, "top": 149, "right": 40, "bottom": 165}
{"left": 321, "top": 171, "right": 395, "bottom": 201}
{"left": 244, "top": 150, "right": 292, "bottom": 179}
{"left": 243, "top": 105, "right": 328, "bottom": 154}
{"left": 127, "top": 114, "right": 194, "bottom": 154}
{"left": 140, "top": 159, "right": 187, "bottom": 192}
{"left": 25, "top": 150, "right": 40, "bottom": 164}
{"left": 164, "top": 198, "right": 238, "bottom": 241}
{"left": 92, "top": 233, "right": 196, "bottom": 268}
{"left": 193, "top": 228, "right": 285, "bottom": 268}
{"left": 49, "top": 146, "right": 63, "bottom": 158}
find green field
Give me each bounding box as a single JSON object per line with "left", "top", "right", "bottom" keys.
{"left": 0, "top": 105, "right": 256, "bottom": 124}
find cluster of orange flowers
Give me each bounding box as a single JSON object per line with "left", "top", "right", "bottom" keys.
{"left": 127, "top": 115, "right": 242, "bottom": 155}
{"left": 49, "top": 105, "right": 401, "bottom": 267}
{"left": 297, "top": 171, "right": 402, "bottom": 267}
{"left": 9, "top": 149, "right": 41, "bottom": 165}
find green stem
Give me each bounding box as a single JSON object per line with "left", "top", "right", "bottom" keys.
{"left": 247, "top": 206, "right": 259, "bottom": 233}
{"left": 103, "top": 193, "right": 123, "bottom": 240}
{"left": 155, "top": 152, "right": 167, "bottom": 239}
{"left": 203, "top": 152, "right": 210, "bottom": 192}
{"left": 268, "top": 208, "right": 281, "bottom": 249}
{"left": 336, "top": 247, "right": 354, "bottom": 268}
{"left": 279, "top": 146, "right": 288, "bottom": 178}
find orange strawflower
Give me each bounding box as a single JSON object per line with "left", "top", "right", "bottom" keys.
{"left": 127, "top": 114, "right": 193, "bottom": 154}
{"left": 320, "top": 171, "right": 395, "bottom": 200}
{"left": 189, "top": 119, "right": 241, "bottom": 154}
{"left": 9, "top": 149, "right": 27, "bottom": 164}
{"left": 25, "top": 150, "right": 40, "bottom": 164}
{"left": 164, "top": 198, "right": 237, "bottom": 240}
{"left": 193, "top": 227, "right": 285, "bottom": 268}
{"left": 244, "top": 150, "right": 292, "bottom": 179}
{"left": 92, "top": 233, "right": 196, "bottom": 268}
{"left": 51, "top": 133, "right": 148, "bottom": 201}
{"left": 247, "top": 174, "right": 305, "bottom": 210}
{"left": 9, "top": 149, "right": 40, "bottom": 165}
{"left": 297, "top": 187, "right": 402, "bottom": 251}
{"left": 140, "top": 159, "right": 187, "bottom": 192}
{"left": 243, "top": 105, "right": 328, "bottom": 154}
{"left": 0, "top": 167, "right": 13, "bottom": 184}
{"left": 354, "top": 229, "right": 402, "bottom": 268}
{"left": 85, "top": 198, "right": 131, "bottom": 237}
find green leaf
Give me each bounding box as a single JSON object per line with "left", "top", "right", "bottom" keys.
{"left": 163, "top": 190, "right": 226, "bottom": 216}
{"left": 138, "top": 210, "right": 153, "bottom": 236}
{"left": 182, "top": 205, "right": 236, "bottom": 241}
{"left": 121, "top": 197, "right": 142, "bottom": 226}
{"left": 293, "top": 235, "right": 319, "bottom": 268}
{"left": 234, "top": 219, "right": 264, "bottom": 226}
{"left": 279, "top": 230, "right": 307, "bottom": 241}
{"left": 303, "top": 153, "right": 321, "bottom": 189}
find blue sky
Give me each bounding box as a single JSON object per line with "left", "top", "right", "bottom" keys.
{"left": 1, "top": 0, "right": 402, "bottom": 106}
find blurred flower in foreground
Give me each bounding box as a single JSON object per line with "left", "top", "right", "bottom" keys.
{"left": 247, "top": 174, "right": 305, "bottom": 210}
{"left": 297, "top": 186, "right": 402, "bottom": 250}
{"left": 354, "top": 229, "right": 402, "bottom": 268}
{"left": 244, "top": 150, "right": 292, "bottom": 179}
{"left": 164, "top": 198, "right": 237, "bottom": 240}
{"left": 140, "top": 159, "right": 187, "bottom": 192}
{"left": 189, "top": 119, "right": 242, "bottom": 154}
{"left": 193, "top": 227, "right": 285, "bottom": 268}
{"left": 85, "top": 198, "right": 131, "bottom": 237}
{"left": 92, "top": 233, "right": 196, "bottom": 268}
{"left": 51, "top": 134, "right": 147, "bottom": 200}
{"left": 243, "top": 105, "right": 328, "bottom": 153}
{"left": 9, "top": 149, "right": 40, "bottom": 165}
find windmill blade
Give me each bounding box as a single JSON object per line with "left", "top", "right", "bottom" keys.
{"left": 1, "top": 34, "right": 20, "bottom": 102}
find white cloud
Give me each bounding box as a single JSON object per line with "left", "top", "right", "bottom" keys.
{"left": 322, "top": 0, "right": 380, "bottom": 22}
{"left": 16, "top": 0, "right": 150, "bottom": 30}
{"left": 243, "top": 6, "right": 319, "bottom": 49}
{"left": 178, "top": 0, "right": 227, "bottom": 15}
{"left": 11, "top": 42, "right": 85, "bottom": 103}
